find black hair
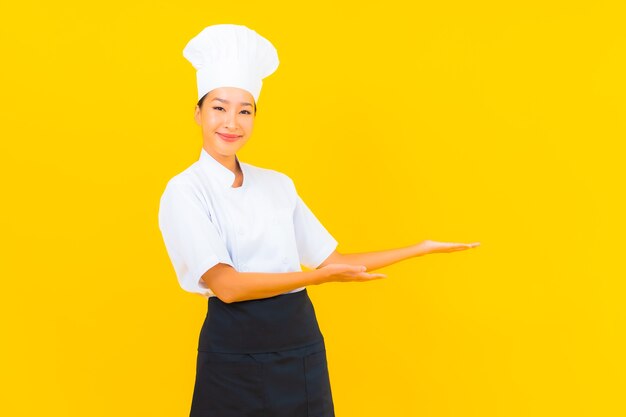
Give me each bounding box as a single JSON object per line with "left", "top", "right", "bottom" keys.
{"left": 197, "top": 92, "right": 257, "bottom": 115}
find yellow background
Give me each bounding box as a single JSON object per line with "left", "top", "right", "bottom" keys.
{"left": 1, "top": 1, "right": 625, "bottom": 416}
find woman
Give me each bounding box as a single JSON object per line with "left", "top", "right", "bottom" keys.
{"left": 159, "top": 24, "right": 479, "bottom": 417}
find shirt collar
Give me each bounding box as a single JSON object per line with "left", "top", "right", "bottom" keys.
{"left": 198, "top": 147, "right": 247, "bottom": 189}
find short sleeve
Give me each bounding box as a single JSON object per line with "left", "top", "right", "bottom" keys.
{"left": 291, "top": 186, "right": 339, "bottom": 269}
{"left": 158, "top": 179, "right": 234, "bottom": 295}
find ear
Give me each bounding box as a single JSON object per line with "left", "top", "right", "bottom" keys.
{"left": 193, "top": 105, "right": 201, "bottom": 126}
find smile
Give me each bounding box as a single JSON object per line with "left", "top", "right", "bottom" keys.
{"left": 216, "top": 132, "right": 242, "bottom": 142}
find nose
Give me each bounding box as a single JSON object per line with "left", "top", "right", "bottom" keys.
{"left": 224, "top": 110, "right": 239, "bottom": 130}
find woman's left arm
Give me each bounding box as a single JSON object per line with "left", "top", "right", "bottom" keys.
{"left": 317, "top": 240, "right": 480, "bottom": 272}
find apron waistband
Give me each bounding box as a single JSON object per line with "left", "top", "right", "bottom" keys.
{"left": 198, "top": 288, "right": 324, "bottom": 354}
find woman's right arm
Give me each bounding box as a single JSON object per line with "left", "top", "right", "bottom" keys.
{"left": 202, "top": 263, "right": 386, "bottom": 303}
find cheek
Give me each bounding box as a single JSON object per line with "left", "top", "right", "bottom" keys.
{"left": 203, "top": 113, "right": 221, "bottom": 129}
{"left": 242, "top": 118, "right": 255, "bottom": 131}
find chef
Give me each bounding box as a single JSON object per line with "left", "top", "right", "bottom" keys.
{"left": 158, "top": 23, "right": 479, "bottom": 417}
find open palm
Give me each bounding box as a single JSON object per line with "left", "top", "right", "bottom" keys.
{"left": 418, "top": 239, "right": 481, "bottom": 254}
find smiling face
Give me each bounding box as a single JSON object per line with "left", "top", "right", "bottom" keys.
{"left": 194, "top": 86, "right": 257, "bottom": 158}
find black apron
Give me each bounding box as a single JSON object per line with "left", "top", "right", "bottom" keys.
{"left": 189, "top": 288, "right": 335, "bottom": 417}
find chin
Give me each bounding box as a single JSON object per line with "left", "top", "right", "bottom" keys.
{"left": 214, "top": 142, "right": 243, "bottom": 155}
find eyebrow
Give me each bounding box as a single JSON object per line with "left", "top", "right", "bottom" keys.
{"left": 211, "top": 97, "right": 253, "bottom": 107}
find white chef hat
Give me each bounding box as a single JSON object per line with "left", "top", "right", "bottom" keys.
{"left": 182, "top": 24, "right": 279, "bottom": 105}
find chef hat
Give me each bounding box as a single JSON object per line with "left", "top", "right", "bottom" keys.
{"left": 182, "top": 24, "right": 279, "bottom": 105}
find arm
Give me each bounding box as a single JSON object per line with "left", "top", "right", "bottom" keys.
{"left": 318, "top": 240, "right": 481, "bottom": 271}
{"left": 202, "top": 264, "right": 323, "bottom": 303}
{"left": 204, "top": 242, "right": 479, "bottom": 303}
{"left": 317, "top": 246, "right": 422, "bottom": 272}
{"left": 202, "top": 262, "right": 384, "bottom": 304}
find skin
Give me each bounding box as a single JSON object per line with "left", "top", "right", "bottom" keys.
{"left": 195, "top": 87, "right": 481, "bottom": 303}
{"left": 193, "top": 86, "right": 254, "bottom": 187}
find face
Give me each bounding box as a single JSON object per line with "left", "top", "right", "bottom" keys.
{"left": 194, "top": 87, "right": 256, "bottom": 158}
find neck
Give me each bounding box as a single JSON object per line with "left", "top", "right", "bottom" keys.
{"left": 204, "top": 146, "right": 239, "bottom": 173}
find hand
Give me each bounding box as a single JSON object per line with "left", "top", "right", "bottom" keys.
{"left": 417, "top": 239, "right": 481, "bottom": 255}
{"left": 318, "top": 264, "right": 387, "bottom": 284}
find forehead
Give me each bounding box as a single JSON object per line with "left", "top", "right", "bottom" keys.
{"left": 207, "top": 87, "right": 254, "bottom": 103}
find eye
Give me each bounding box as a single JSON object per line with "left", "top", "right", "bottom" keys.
{"left": 212, "top": 106, "right": 250, "bottom": 114}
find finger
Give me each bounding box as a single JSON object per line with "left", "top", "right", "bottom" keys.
{"left": 445, "top": 246, "right": 468, "bottom": 252}
{"left": 460, "top": 243, "right": 479, "bottom": 249}
{"left": 459, "top": 242, "right": 480, "bottom": 250}
{"left": 342, "top": 266, "right": 366, "bottom": 275}
{"left": 358, "top": 272, "right": 386, "bottom": 279}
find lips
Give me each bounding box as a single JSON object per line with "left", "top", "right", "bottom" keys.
{"left": 216, "top": 132, "right": 241, "bottom": 142}
{"left": 217, "top": 132, "right": 240, "bottom": 138}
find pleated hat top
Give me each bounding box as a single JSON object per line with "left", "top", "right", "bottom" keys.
{"left": 182, "top": 24, "right": 280, "bottom": 104}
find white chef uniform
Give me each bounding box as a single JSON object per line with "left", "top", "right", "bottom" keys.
{"left": 158, "top": 147, "right": 338, "bottom": 299}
